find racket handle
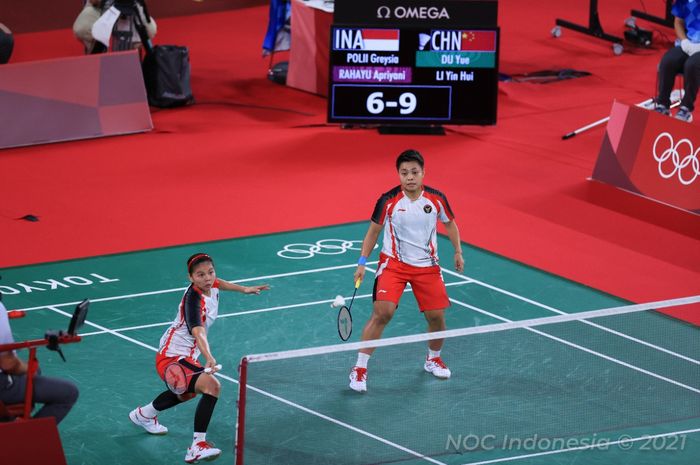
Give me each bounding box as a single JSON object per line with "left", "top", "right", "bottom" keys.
{"left": 355, "top": 279, "right": 361, "bottom": 289}
{"left": 203, "top": 364, "right": 222, "bottom": 373}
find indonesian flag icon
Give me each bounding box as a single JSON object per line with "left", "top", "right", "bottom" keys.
{"left": 361, "top": 29, "right": 400, "bottom": 51}
{"left": 460, "top": 31, "right": 497, "bottom": 51}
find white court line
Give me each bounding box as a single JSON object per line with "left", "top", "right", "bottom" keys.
{"left": 45, "top": 307, "right": 446, "bottom": 464}
{"left": 79, "top": 321, "right": 172, "bottom": 337}
{"left": 450, "top": 298, "right": 700, "bottom": 395}
{"left": 48, "top": 306, "right": 158, "bottom": 353}
{"left": 37, "top": 268, "right": 699, "bottom": 463}
{"left": 241, "top": 381, "right": 446, "bottom": 465}
{"left": 442, "top": 268, "right": 700, "bottom": 365}
{"left": 17, "top": 262, "right": 380, "bottom": 312}
{"left": 461, "top": 428, "right": 700, "bottom": 465}
{"left": 79, "top": 281, "right": 470, "bottom": 337}
{"left": 17, "top": 259, "right": 695, "bottom": 365}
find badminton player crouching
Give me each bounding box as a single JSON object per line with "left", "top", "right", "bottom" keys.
{"left": 129, "top": 253, "right": 269, "bottom": 463}
{"left": 349, "top": 149, "right": 464, "bottom": 393}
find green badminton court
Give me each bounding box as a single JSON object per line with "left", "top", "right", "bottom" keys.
{"left": 2, "top": 222, "right": 698, "bottom": 465}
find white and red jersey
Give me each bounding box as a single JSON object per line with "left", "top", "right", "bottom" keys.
{"left": 158, "top": 281, "right": 220, "bottom": 360}
{"left": 372, "top": 185, "right": 454, "bottom": 267}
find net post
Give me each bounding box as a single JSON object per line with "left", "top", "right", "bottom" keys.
{"left": 235, "top": 356, "right": 249, "bottom": 465}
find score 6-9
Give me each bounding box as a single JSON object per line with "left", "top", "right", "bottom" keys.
{"left": 329, "top": 84, "right": 452, "bottom": 121}
{"left": 367, "top": 92, "right": 417, "bottom": 115}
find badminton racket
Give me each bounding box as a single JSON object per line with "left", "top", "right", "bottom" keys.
{"left": 164, "top": 363, "right": 222, "bottom": 395}
{"left": 337, "top": 279, "right": 361, "bottom": 341}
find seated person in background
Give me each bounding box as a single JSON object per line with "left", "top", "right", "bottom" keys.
{"left": 0, "top": 22, "right": 13, "bottom": 64}
{"left": 73, "top": 0, "right": 157, "bottom": 53}
{"left": 0, "top": 299, "right": 79, "bottom": 424}
{"left": 655, "top": 0, "right": 700, "bottom": 123}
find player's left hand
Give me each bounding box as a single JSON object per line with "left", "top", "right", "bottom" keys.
{"left": 244, "top": 284, "right": 270, "bottom": 294}
{"left": 454, "top": 252, "right": 465, "bottom": 273}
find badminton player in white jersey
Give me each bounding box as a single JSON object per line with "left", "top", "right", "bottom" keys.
{"left": 129, "top": 253, "right": 269, "bottom": 463}
{"left": 349, "top": 149, "right": 464, "bottom": 392}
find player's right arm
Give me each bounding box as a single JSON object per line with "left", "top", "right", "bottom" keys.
{"left": 354, "top": 221, "right": 382, "bottom": 285}
{"left": 191, "top": 326, "right": 218, "bottom": 373}
{"left": 183, "top": 290, "right": 219, "bottom": 373}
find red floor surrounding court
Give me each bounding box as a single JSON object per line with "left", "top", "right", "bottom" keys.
{"left": 0, "top": 1, "right": 698, "bottom": 322}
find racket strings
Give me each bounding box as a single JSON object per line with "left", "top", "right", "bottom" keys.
{"left": 165, "top": 364, "right": 189, "bottom": 394}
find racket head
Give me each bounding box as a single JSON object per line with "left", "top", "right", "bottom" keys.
{"left": 337, "top": 305, "right": 352, "bottom": 341}
{"left": 164, "top": 363, "right": 188, "bottom": 395}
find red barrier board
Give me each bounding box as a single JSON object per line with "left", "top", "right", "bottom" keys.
{"left": 0, "top": 51, "right": 152, "bottom": 149}
{"left": 287, "top": 0, "right": 332, "bottom": 96}
{"left": 0, "top": 416, "right": 67, "bottom": 465}
{"left": 592, "top": 101, "right": 700, "bottom": 214}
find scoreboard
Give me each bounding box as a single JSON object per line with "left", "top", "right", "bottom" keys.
{"left": 327, "top": 26, "right": 499, "bottom": 126}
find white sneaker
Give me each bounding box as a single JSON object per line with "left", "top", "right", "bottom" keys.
{"left": 424, "top": 356, "right": 451, "bottom": 379}
{"left": 349, "top": 366, "right": 367, "bottom": 392}
{"left": 185, "top": 441, "right": 221, "bottom": 463}
{"left": 129, "top": 407, "right": 168, "bottom": 435}
{"left": 675, "top": 106, "right": 694, "bottom": 123}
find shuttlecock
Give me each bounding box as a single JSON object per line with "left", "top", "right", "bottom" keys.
{"left": 330, "top": 295, "right": 346, "bottom": 308}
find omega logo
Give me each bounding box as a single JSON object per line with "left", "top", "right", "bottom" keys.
{"left": 376, "top": 5, "right": 450, "bottom": 20}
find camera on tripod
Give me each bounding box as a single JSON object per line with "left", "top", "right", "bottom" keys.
{"left": 110, "top": 0, "right": 146, "bottom": 17}
{"left": 93, "top": 0, "right": 153, "bottom": 53}
{"left": 624, "top": 17, "right": 653, "bottom": 48}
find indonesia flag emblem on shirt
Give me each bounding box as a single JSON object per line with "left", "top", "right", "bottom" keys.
{"left": 362, "top": 29, "right": 400, "bottom": 51}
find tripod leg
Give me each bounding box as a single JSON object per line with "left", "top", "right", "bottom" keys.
{"left": 132, "top": 5, "right": 153, "bottom": 54}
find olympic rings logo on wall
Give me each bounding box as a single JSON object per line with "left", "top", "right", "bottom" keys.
{"left": 653, "top": 132, "right": 700, "bottom": 186}
{"left": 277, "top": 239, "right": 378, "bottom": 260}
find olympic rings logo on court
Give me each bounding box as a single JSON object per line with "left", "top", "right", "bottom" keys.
{"left": 277, "top": 239, "right": 376, "bottom": 260}
{"left": 652, "top": 132, "right": 700, "bottom": 186}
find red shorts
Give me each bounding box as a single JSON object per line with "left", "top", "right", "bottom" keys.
{"left": 155, "top": 353, "right": 203, "bottom": 382}
{"left": 373, "top": 253, "right": 449, "bottom": 311}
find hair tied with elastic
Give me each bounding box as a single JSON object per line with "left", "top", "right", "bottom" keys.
{"left": 187, "top": 253, "right": 212, "bottom": 273}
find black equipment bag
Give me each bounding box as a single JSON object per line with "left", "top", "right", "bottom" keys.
{"left": 142, "top": 45, "right": 194, "bottom": 108}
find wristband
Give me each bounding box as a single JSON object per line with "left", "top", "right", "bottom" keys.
{"left": 358, "top": 256, "right": 368, "bottom": 266}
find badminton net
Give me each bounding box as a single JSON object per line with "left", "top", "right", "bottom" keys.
{"left": 235, "top": 296, "right": 700, "bottom": 465}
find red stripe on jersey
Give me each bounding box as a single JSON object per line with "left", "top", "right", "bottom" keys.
{"left": 428, "top": 238, "right": 437, "bottom": 262}
{"left": 388, "top": 220, "right": 399, "bottom": 259}
{"left": 385, "top": 192, "right": 403, "bottom": 259}
{"left": 160, "top": 294, "right": 188, "bottom": 354}
{"left": 160, "top": 328, "right": 175, "bottom": 355}
{"left": 372, "top": 188, "right": 402, "bottom": 225}
{"left": 385, "top": 192, "right": 402, "bottom": 218}
{"left": 423, "top": 191, "right": 440, "bottom": 262}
